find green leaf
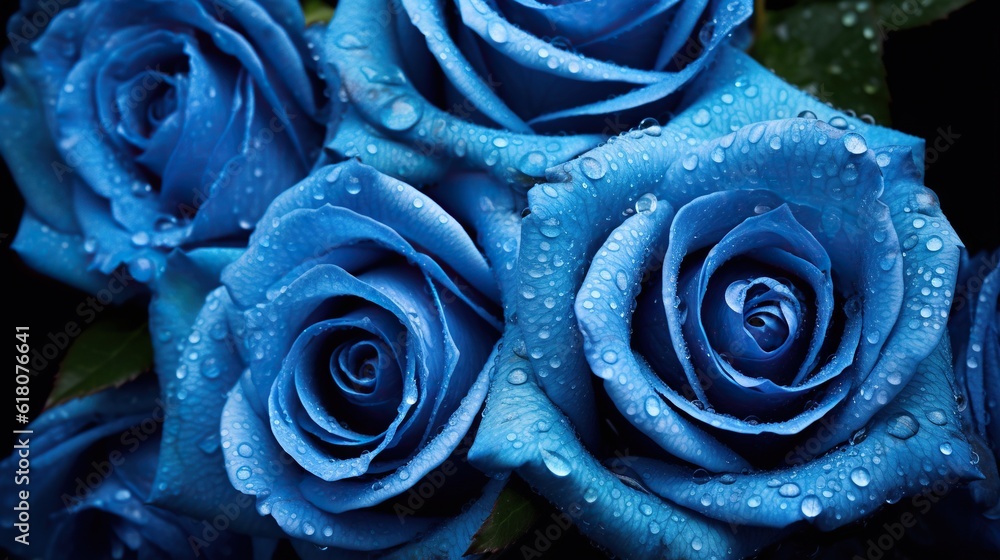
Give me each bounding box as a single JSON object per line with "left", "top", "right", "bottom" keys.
{"left": 753, "top": 0, "right": 976, "bottom": 125}
{"left": 875, "top": 0, "right": 976, "bottom": 30}
{"left": 466, "top": 477, "right": 545, "bottom": 556}
{"left": 753, "top": 3, "right": 891, "bottom": 123}
{"left": 46, "top": 307, "right": 153, "bottom": 409}
{"left": 303, "top": 0, "right": 334, "bottom": 26}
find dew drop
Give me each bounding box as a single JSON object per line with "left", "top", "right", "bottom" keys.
{"left": 779, "top": 483, "right": 801, "bottom": 497}
{"left": 379, "top": 95, "right": 422, "bottom": 131}
{"left": 336, "top": 33, "right": 365, "bottom": 49}
{"left": 580, "top": 157, "right": 606, "bottom": 180}
{"left": 635, "top": 193, "right": 658, "bottom": 214}
{"left": 926, "top": 409, "right": 947, "bottom": 425}
{"left": 711, "top": 147, "right": 725, "bottom": 163}
{"left": 645, "top": 396, "right": 661, "bottom": 417}
{"left": 540, "top": 448, "right": 572, "bottom": 477}
{"left": 518, "top": 151, "right": 547, "bottom": 176}
{"left": 800, "top": 495, "right": 822, "bottom": 518}
{"left": 850, "top": 467, "right": 871, "bottom": 487}
{"left": 879, "top": 251, "right": 897, "bottom": 271}
{"left": 682, "top": 154, "right": 699, "bottom": 171}
{"left": 639, "top": 117, "right": 661, "bottom": 136}
{"left": 487, "top": 22, "right": 508, "bottom": 43}
{"left": 507, "top": 369, "right": 528, "bottom": 385}
{"left": 131, "top": 231, "right": 150, "bottom": 246}
{"left": 886, "top": 413, "right": 919, "bottom": 439}
{"left": 843, "top": 132, "right": 868, "bottom": 154}
{"left": 829, "top": 116, "right": 849, "bottom": 129}
{"left": 692, "top": 108, "right": 711, "bottom": 127}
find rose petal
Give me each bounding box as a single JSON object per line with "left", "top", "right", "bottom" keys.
{"left": 148, "top": 249, "right": 283, "bottom": 537}
{"left": 322, "top": 0, "right": 603, "bottom": 184}
{"left": 575, "top": 202, "right": 752, "bottom": 472}
{"left": 469, "top": 327, "right": 777, "bottom": 558}
{"left": 630, "top": 340, "right": 983, "bottom": 531}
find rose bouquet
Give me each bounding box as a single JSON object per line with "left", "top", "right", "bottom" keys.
{"left": 1, "top": 0, "right": 997, "bottom": 559}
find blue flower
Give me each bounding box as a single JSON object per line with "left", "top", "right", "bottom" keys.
{"left": 469, "top": 46, "right": 983, "bottom": 558}
{"left": 0, "top": 377, "right": 253, "bottom": 560}
{"left": 319, "top": 0, "right": 749, "bottom": 186}
{"left": 937, "top": 249, "right": 1000, "bottom": 551}
{"left": 1, "top": 0, "right": 323, "bottom": 291}
{"left": 149, "top": 160, "right": 506, "bottom": 556}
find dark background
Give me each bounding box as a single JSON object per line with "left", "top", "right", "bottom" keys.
{"left": 0, "top": 0, "right": 997, "bottom": 557}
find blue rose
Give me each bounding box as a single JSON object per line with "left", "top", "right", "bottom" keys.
{"left": 1, "top": 0, "right": 323, "bottom": 291}
{"left": 149, "top": 159, "right": 508, "bottom": 556}
{"left": 469, "top": 47, "right": 983, "bottom": 558}
{"left": 319, "top": 0, "right": 749, "bottom": 186}
{"left": 0, "top": 377, "right": 253, "bottom": 559}
{"left": 935, "top": 249, "right": 1000, "bottom": 551}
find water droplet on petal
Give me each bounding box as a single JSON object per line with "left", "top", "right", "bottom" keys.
{"left": 886, "top": 413, "right": 919, "bottom": 439}
{"left": 829, "top": 116, "right": 849, "bottom": 129}
{"left": 635, "top": 193, "right": 658, "bottom": 214}
{"left": 540, "top": 448, "right": 572, "bottom": 477}
{"left": 580, "top": 157, "right": 606, "bottom": 180}
{"left": 926, "top": 409, "right": 947, "bottom": 425}
{"left": 518, "top": 151, "right": 547, "bottom": 176}
{"left": 682, "top": 154, "right": 699, "bottom": 171}
{"left": 336, "top": 33, "right": 366, "bottom": 49}
{"left": 692, "top": 108, "right": 711, "bottom": 127}
{"left": 851, "top": 467, "right": 871, "bottom": 487}
{"left": 645, "top": 396, "right": 661, "bottom": 417}
{"left": 843, "top": 132, "right": 868, "bottom": 154}
{"left": 800, "top": 495, "right": 822, "bottom": 518}
{"left": 487, "top": 22, "right": 508, "bottom": 43}
{"left": 779, "top": 483, "right": 801, "bottom": 497}
{"left": 379, "top": 95, "right": 422, "bottom": 131}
